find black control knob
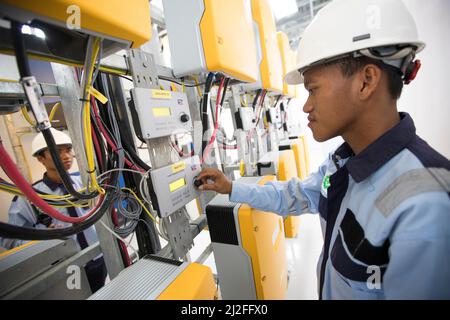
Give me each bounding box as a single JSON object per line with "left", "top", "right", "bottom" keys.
{"left": 193, "top": 179, "right": 203, "bottom": 188}
{"left": 180, "top": 113, "right": 190, "bottom": 123}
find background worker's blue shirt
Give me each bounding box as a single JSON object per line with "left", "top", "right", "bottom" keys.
{"left": 230, "top": 113, "right": 450, "bottom": 299}
{"left": 1, "top": 173, "right": 99, "bottom": 251}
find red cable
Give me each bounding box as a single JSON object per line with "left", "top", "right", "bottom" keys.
{"left": 0, "top": 142, "right": 102, "bottom": 223}
{"left": 91, "top": 122, "right": 104, "bottom": 171}
{"left": 111, "top": 207, "right": 132, "bottom": 266}
{"left": 201, "top": 77, "right": 225, "bottom": 164}
{"left": 90, "top": 96, "right": 145, "bottom": 173}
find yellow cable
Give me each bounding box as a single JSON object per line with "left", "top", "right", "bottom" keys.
{"left": 20, "top": 106, "right": 36, "bottom": 126}
{"left": 191, "top": 76, "right": 202, "bottom": 98}
{"left": 82, "top": 37, "right": 104, "bottom": 195}
{"left": 48, "top": 102, "right": 61, "bottom": 122}
{"left": 121, "top": 187, "right": 158, "bottom": 223}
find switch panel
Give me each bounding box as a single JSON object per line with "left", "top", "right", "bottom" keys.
{"left": 150, "top": 156, "right": 201, "bottom": 217}
{"left": 131, "top": 88, "right": 193, "bottom": 139}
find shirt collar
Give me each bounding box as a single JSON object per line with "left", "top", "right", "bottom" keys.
{"left": 42, "top": 173, "right": 64, "bottom": 191}
{"left": 336, "top": 112, "right": 416, "bottom": 183}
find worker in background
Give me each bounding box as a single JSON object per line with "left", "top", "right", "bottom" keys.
{"left": 196, "top": 0, "right": 450, "bottom": 299}
{"left": 0, "top": 128, "right": 107, "bottom": 293}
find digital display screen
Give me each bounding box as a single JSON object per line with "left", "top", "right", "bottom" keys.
{"left": 152, "top": 107, "right": 171, "bottom": 117}
{"left": 169, "top": 178, "right": 186, "bottom": 192}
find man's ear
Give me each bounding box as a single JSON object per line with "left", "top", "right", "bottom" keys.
{"left": 36, "top": 153, "right": 45, "bottom": 164}
{"left": 358, "top": 64, "right": 382, "bottom": 101}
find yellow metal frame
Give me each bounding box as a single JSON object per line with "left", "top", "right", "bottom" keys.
{"left": 251, "top": 0, "right": 283, "bottom": 92}
{"left": 238, "top": 175, "right": 287, "bottom": 300}
{"left": 157, "top": 263, "right": 217, "bottom": 300}
{"left": 200, "top": 0, "right": 259, "bottom": 82}
{"left": 0, "top": 241, "right": 38, "bottom": 259}
{"left": 2, "top": 0, "right": 151, "bottom": 48}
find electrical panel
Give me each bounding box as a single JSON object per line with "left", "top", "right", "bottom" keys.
{"left": 238, "top": 107, "right": 255, "bottom": 131}
{"left": 0, "top": 0, "right": 151, "bottom": 56}
{"left": 150, "top": 156, "right": 201, "bottom": 218}
{"left": 163, "top": 0, "right": 259, "bottom": 83}
{"left": 277, "top": 32, "right": 296, "bottom": 97}
{"left": 130, "top": 88, "right": 193, "bottom": 139}
{"left": 245, "top": 0, "right": 284, "bottom": 92}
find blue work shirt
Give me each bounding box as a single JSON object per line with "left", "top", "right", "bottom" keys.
{"left": 230, "top": 112, "right": 450, "bottom": 299}
{"left": 1, "top": 173, "right": 100, "bottom": 252}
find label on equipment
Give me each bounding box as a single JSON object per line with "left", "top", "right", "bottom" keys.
{"left": 171, "top": 161, "right": 186, "bottom": 173}
{"left": 151, "top": 89, "right": 171, "bottom": 99}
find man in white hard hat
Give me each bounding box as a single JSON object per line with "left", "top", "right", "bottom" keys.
{"left": 0, "top": 128, "right": 107, "bottom": 293}
{"left": 196, "top": 0, "right": 450, "bottom": 299}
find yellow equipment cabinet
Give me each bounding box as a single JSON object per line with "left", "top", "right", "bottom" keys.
{"left": 248, "top": 0, "right": 283, "bottom": 92}
{"left": 277, "top": 148, "right": 302, "bottom": 238}
{"left": 206, "top": 175, "right": 287, "bottom": 300}
{"left": 277, "top": 32, "right": 296, "bottom": 97}
{"left": 0, "top": 0, "right": 152, "bottom": 57}
{"left": 89, "top": 255, "right": 217, "bottom": 300}
{"left": 162, "top": 0, "right": 259, "bottom": 83}
{"left": 299, "top": 135, "right": 311, "bottom": 175}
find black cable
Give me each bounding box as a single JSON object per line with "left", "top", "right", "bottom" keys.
{"left": 11, "top": 21, "right": 98, "bottom": 200}
{"left": 200, "top": 73, "right": 216, "bottom": 158}
{"left": 115, "top": 74, "right": 205, "bottom": 88}
{"left": 158, "top": 75, "right": 206, "bottom": 87}
{"left": 251, "top": 89, "right": 262, "bottom": 110}
{"left": 10, "top": 21, "right": 31, "bottom": 78}
{"left": 0, "top": 157, "right": 120, "bottom": 240}
{"left": 99, "top": 75, "right": 151, "bottom": 171}
{"left": 41, "top": 129, "right": 99, "bottom": 199}
{"left": 219, "top": 77, "right": 230, "bottom": 107}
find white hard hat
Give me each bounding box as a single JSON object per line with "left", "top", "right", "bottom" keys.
{"left": 31, "top": 128, "right": 72, "bottom": 157}
{"left": 285, "top": 0, "right": 425, "bottom": 85}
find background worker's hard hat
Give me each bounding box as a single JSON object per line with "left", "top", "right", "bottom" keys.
{"left": 31, "top": 128, "right": 72, "bottom": 157}
{"left": 285, "top": 0, "right": 426, "bottom": 85}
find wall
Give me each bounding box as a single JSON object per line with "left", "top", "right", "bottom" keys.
{"left": 399, "top": 0, "right": 450, "bottom": 158}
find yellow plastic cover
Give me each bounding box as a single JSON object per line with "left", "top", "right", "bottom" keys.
{"left": 277, "top": 149, "right": 298, "bottom": 181}
{"left": 277, "top": 32, "right": 296, "bottom": 97}
{"left": 2, "top": 0, "right": 151, "bottom": 48}
{"left": 157, "top": 263, "right": 217, "bottom": 300}
{"left": 238, "top": 175, "right": 287, "bottom": 299}
{"left": 278, "top": 149, "right": 302, "bottom": 238}
{"left": 200, "top": 0, "right": 259, "bottom": 82}
{"left": 251, "top": 0, "right": 283, "bottom": 92}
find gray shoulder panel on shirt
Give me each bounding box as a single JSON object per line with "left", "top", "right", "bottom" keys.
{"left": 376, "top": 168, "right": 450, "bottom": 217}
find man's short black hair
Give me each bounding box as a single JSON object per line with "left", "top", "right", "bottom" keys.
{"left": 326, "top": 56, "right": 404, "bottom": 100}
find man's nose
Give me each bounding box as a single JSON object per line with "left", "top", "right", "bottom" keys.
{"left": 303, "top": 96, "right": 314, "bottom": 114}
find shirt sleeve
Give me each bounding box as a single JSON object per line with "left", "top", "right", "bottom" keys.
{"left": 382, "top": 192, "right": 450, "bottom": 299}
{"left": 229, "top": 158, "right": 328, "bottom": 216}
{"left": 0, "top": 197, "right": 38, "bottom": 250}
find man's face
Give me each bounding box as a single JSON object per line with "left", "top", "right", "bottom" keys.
{"left": 37, "top": 145, "right": 74, "bottom": 171}
{"left": 303, "top": 64, "right": 359, "bottom": 142}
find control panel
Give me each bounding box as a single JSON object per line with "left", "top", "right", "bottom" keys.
{"left": 131, "top": 88, "right": 193, "bottom": 139}
{"left": 150, "top": 156, "right": 201, "bottom": 217}
{"left": 238, "top": 107, "right": 255, "bottom": 131}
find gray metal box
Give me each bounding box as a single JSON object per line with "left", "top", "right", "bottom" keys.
{"left": 131, "top": 87, "right": 193, "bottom": 139}
{"left": 150, "top": 156, "right": 201, "bottom": 217}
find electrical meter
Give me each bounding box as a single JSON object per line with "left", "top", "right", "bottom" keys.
{"left": 150, "top": 156, "right": 201, "bottom": 217}
{"left": 130, "top": 88, "right": 193, "bottom": 139}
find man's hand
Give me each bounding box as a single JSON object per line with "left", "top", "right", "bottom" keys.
{"left": 195, "top": 168, "right": 232, "bottom": 194}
